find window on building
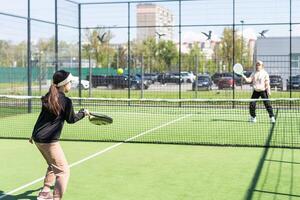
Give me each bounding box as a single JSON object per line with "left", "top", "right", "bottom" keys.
{"left": 292, "top": 53, "right": 300, "bottom": 68}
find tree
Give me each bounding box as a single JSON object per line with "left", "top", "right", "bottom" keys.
{"left": 0, "top": 40, "right": 14, "bottom": 67}
{"left": 157, "top": 40, "right": 178, "bottom": 72}
{"left": 83, "top": 27, "right": 114, "bottom": 67}
{"left": 110, "top": 45, "right": 127, "bottom": 69}
{"left": 217, "top": 27, "right": 250, "bottom": 72}
{"left": 142, "top": 37, "right": 158, "bottom": 72}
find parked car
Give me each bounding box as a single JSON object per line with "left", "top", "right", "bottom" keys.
{"left": 181, "top": 71, "right": 196, "bottom": 83}
{"left": 244, "top": 71, "right": 253, "bottom": 78}
{"left": 287, "top": 75, "right": 300, "bottom": 90}
{"left": 269, "top": 75, "right": 283, "bottom": 90}
{"left": 211, "top": 72, "right": 233, "bottom": 85}
{"left": 192, "top": 75, "right": 213, "bottom": 91}
{"left": 157, "top": 73, "right": 183, "bottom": 84}
{"left": 146, "top": 73, "right": 159, "bottom": 83}
{"left": 71, "top": 76, "right": 90, "bottom": 90}
{"left": 89, "top": 75, "right": 150, "bottom": 90}
{"left": 136, "top": 73, "right": 158, "bottom": 84}
{"left": 212, "top": 72, "right": 250, "bottom": 86}
{"left": 217, "top": 77, "right": 235, "bottom": 89}
{"left": 133, "top": 75, "right": 152, "bottom": 89}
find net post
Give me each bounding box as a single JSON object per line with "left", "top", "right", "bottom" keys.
{"left": 27, "top": 0, "right": 32, "bottom": 113}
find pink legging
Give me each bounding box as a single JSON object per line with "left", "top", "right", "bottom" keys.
{"left": 36, "top": 142, "right": 70, "bottom": 199}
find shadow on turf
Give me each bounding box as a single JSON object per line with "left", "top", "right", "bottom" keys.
{"left": 210, "top": 118, "right": 248, "bottom": 123}
{"left": 193, "top": 118, "right": 256, "bottom": 123}
{"left": 209, "top": 118, "right": 270, "bottom": 124}
{"left": 244, "top": 111, "right": 300, "bottom": 199}
{"left": 246, "top": 148, "right": 300, "bottom": 199}
{"left": 0, "top": 187, "right": 41, "bottom": 200}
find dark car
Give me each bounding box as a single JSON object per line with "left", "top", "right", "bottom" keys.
{"left": 192, "top": 75, "right": 213, "bottom": 91}
{"left": 269, "top": 75, "right": 283, "bottom": 90}
{"left": 89, "top": 75, "right": 150, "bottom": 90}
{"left": 136, "top": 73, "right": 158, "bottom": 84}
{"left": 211, "top": 72, "right": 232, "bottom": 84}
{"left": 212, "top": 72, "right": 243, "bottom": 86}
{"left": 132, "top": 75, "right": 151, "bottom": 89}
{"left": 217, "top": 77, "right": 235, "bottom": 89}
{"left": 157, "top": 73, "right": 183, "bottom": 84}
{"left": 146, "top": 73, "right": 159, "bottom": 83}
{"left": 287, "top": 76, "right": 300, "bottom": 90}
{"left": 235, "top": 71, "right": 253, "bottom": 86}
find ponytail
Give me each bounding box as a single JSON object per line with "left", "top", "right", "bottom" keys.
{"left": 43, "top": 84, "right": 62, "bottom": 116}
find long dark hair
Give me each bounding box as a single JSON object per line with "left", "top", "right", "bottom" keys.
{"left": 42, "top": 70, "right": 70, "bottom": 115}
{"left": 42, "top": 84, "right": 62, "bottom": 116}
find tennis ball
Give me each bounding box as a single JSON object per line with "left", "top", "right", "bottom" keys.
{"left": 117, "top": 68, "right": 123, "bottom": 75}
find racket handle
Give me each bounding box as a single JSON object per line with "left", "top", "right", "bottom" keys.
{"left": 79, "top": 108, "right": 90, "bottom": 116}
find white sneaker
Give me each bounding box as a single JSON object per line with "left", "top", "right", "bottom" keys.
{"left": 37, "top": 191, "right": 53, "bottom": 200}
{"left": 270, "top": 117, "right": 276, "bottom": 123}
{"left": 249, "top": 116, "right": 256, "bottom": 123}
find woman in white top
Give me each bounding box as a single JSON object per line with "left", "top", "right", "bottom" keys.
{"left": 242, "top": 60, "right": 275, "bottom": 123}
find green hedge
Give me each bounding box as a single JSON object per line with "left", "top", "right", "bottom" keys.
{"left": 0, "top": 67, "right": 136, "bottom": 83}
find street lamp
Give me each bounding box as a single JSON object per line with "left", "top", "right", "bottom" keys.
{"left": 240, "top": 20, "right": 244, "bottom": 65}
{"left": 83, "top": 41, "right": 92, "bottom": 97}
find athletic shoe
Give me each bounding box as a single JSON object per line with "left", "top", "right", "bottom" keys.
{"left": 249, "top": 116, "right": 256, "bottom": 123}
{"left": 270, "top": 117, "right": 276, "bottom": 123}
{"left": 37, "top": 191, "right": 53, "bottom": 200}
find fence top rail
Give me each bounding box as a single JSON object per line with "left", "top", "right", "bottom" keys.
{"left": 1, "top": 95, "right": 300, "bottom": 103}
{"left": 80, "top": 0, "right": 199, "bottom": 5}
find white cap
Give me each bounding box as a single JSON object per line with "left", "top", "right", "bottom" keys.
{"left": 57, "top": 73, "right": 75, "bottom": 87}
{"left": 256, "top": 60, "right": 263, "bottom": 66}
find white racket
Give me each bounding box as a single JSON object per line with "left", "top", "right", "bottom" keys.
{"left": 233, "top": 63, "right": 244, "bottom": 76}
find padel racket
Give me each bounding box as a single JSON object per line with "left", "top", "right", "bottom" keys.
{"left": 233, "top": 63, "right": 244, "bottom": 76}
{"left": 89, "top": 112, "right": 113, "bottom": 126}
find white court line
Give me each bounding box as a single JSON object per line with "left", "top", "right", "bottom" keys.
{"left": 0, "top": 114, "right": 192, "bottom": 199}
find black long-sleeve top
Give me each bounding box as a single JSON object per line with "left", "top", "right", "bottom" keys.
{"left": 32, "top": 92, "right": 85, "bottom": 143}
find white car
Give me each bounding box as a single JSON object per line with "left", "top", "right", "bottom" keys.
{"left": 71, "top": 76, "right": 90, "bottom": 90}
{"left": 181, "top": 71, "right": 196, "bottom": 83}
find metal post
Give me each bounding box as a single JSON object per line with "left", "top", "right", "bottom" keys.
{"left": 232, "top": 0, "right": 236, "bottom": 100}
{"left": 78, "top": 4, "right": 82, "bottom": 98}
{"left": 289, "top": 0, "right": 292, "bottom": 98}
{"left": 38, "top": 56, "right": 42, "bottom": 95}
{"left": 117, "top": 46, "right": 119, "bottom": 69}
{"left": 88, "top": 52, "right": 92, "bottom": 97}
{"left": 141, "top": 55, "right": 144, "bottom": 99}
{"left": 179, "top": 0, "right": 182, "bottom": 99}
{"left": 27, "top": 0, "right": 32, "bottom": 113}
{"left": 127, "top": 2, "right": 131, "bottom": 99}
{"left": 195, "top": 55, "right": 199, "bottom": 98}
{"left": 240, "top": 20, "right": 244, "bottom": 65}
{"left": 55, "top": 0, "right": 58, "bottom": 71}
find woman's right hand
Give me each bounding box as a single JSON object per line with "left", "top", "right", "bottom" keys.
{"left": 79, "top": 108, "right": 90, "bottom": 116}
{"left": 84, "top": 109, "right": 90, "bottom": 116}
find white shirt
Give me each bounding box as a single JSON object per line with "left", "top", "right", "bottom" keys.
{"left": 250, "top": 69, "right": 270, "bottom": 92}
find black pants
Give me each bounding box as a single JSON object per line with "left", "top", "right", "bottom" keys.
{"left": 249, "top": 90, "right": 274, "bottom": 118}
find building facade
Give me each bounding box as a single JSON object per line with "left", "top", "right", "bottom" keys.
{"left": 255, "top": 37, "right": 300, "bottom": 89}
{"left": 136, "top": 3, "right": 174, "bottom": 42}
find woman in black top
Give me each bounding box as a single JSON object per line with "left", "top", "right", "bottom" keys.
{"left": 31, "top": 70, "right": 89, "bottom": 200}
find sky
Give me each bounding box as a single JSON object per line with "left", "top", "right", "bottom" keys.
{"left": 1, "top": 0, "right": 300, "bottom": 44}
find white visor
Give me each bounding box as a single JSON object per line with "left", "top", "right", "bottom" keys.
{"left": 57, "top": 73, "right": 74, "bottom": 87}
